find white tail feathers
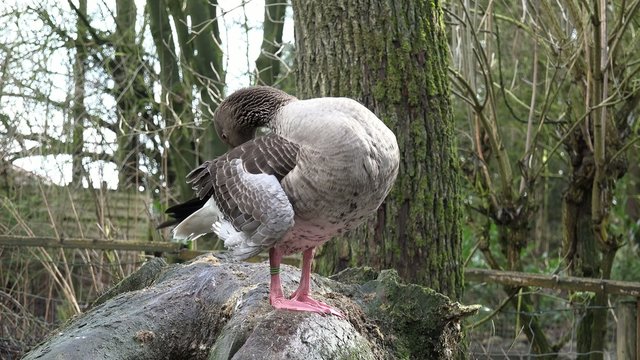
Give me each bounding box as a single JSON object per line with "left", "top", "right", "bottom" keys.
{"left": 212, "top": 220, "right": 245, "bottom": 247}
{"left": 172, "top": 198, "right": 222, "bottom": 242}
{"left": 213, "top": 217, "right": 270, "bottom": 260}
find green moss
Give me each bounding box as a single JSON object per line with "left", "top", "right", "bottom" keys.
{"left": 400, "top": 39, "right": 411, "bottom": 53}
{"left": 386, "top": 60, "right": 403, "bottom": 103}
{"left": 330, "top": 267, "right": 379, "bottom": 284}
{"left": 361, "top": 270, "right": 457, "bottom": 358}
{"left": 373, "top": 82, "right": 386, "bottom": 102}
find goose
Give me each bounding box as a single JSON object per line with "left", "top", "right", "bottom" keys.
{"left": 160, "top": 86, "right": 399, "bottom": 316}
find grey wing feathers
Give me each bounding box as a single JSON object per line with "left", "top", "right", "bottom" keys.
{"left": 185, "top": 134, "right": 300, "bottom": 259}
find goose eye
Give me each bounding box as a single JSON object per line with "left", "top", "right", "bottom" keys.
{"left": 221, "top": 133, "right": 228, "bottom": 141}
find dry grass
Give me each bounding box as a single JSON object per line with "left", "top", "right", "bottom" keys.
{"left": 0, "top": 179, "right": 153, "bottom": 358}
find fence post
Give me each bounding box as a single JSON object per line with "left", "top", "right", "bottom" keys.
{"left": 616, "top": 299, "right": 637, "bottom": 360}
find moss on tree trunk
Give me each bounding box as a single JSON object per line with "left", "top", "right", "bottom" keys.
{"left": 291, "top": 0, "right": 463, "bottom": 300}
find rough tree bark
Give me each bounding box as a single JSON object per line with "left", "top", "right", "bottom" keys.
{"left": 22, "top": 255, "right": 478, "bottom": 359}
{"left": 291, "top": 0, "right": 463, "bottom": 300}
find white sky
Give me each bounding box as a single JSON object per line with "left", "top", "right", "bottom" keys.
{"left": 4, "top": 0, "right": 294, "bottom": 190}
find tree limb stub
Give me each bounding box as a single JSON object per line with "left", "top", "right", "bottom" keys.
{"left": 23, "top": 255, "right": 479, "bottom": 359}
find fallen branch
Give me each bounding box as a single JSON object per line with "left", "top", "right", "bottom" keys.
{"left": 23, "top": 255, "right": 479, "bottom": 359}
{"left": 0, "top": 235, "right": 180, "bottom": 252}
{"left": 465, "top": 268, "right": 640, "bottom": 296}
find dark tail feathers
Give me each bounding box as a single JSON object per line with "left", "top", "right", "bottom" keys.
{"left": 157, "top": 197, "right": 209, "bottom": 229}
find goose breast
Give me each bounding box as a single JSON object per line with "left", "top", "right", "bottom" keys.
{"left": 273, "top": 97, "right": 399, "bottom": 253}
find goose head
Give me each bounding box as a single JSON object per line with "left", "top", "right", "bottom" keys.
{"left": 214, "top": 86, "right": 296, "bottom": 147}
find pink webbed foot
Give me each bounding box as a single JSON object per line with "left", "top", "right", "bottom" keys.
{"left": 288, "top": 290, "right": 344, "bottom": 317}
{"left": 270, "top": 294, "right": 343, "bottom": 317}
{"left": 268, "top": 247, "right": 343, "bottom": 317}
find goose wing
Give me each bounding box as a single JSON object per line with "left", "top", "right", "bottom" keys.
{"left": 186, "top": 133, "right": 300, "bottom": 259}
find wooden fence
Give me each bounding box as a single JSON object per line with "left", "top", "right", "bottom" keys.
{"left": 1, "top": 184, "right": 152, "bottom": 241}
{"left": 466, "top": 268, "right": 640, "bottom": 358}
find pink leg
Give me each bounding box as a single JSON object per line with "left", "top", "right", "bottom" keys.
{"left": 289, "top": 248, "right": 343, "bottom": 317}
{"left": 268, "top": 247, "right": 343, "bottom": 317}
{"left": 288, "top": 247, "right": 314, "bottom": 300}
{"left": 268, "top": 247, "right": 285, "bottom": 301}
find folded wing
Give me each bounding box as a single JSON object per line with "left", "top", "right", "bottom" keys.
{"left": 185, "top": 133, "right": 300, "bottom": 259}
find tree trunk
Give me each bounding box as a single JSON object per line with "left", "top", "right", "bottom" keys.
{"left": 187, "top": 0, "right": 226, "bottom": 159}
{"left": 562, "top": 143, "right": 621, "bottom": 360}
{"left": 22, "top": 256, "right": 478, "bottom": 360}
{"left": 559, "top": 3, "right": 627, "bottom": 358}
{"left": 291, "top": 0, "right": 463, "bottom": 300}
{"left": 626, "top": 159, "right": 640, "bottom": 248}
{"left": 149, "top": 0, "right": 226, "bottom": 199}
{"left": 113, "top": 0, "right": 146, "bottom": 189}
{"left": 70, "top": 0, "right": 87, "bottom": 186}
{"left": 255, "top": 0, "right": 287, "bottom": 86}
{"left": 149, "top": 0, "right": 197, "bottom": 199}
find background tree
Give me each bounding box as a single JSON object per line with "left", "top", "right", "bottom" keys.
{"left": 254, "top": 0, "right": 287, "bottom": 86}
{"left": 291, "top": 0, "right": 463, "bottom": 300}
{"left": 7, "top": 0, "right": 227, "bottom": 199}
{"left": 70, "top": 0, "right": 87, "bottom": 184}
{"left": 449, "top": 0, "right": 640, "bottom": 357}
{"left": 148, "top": 0, "right": 226, "bottom": 199}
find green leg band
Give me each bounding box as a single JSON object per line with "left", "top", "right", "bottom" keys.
{"left": 270, "top": 267, "right": 281, "bottom": 275}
